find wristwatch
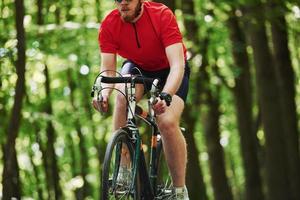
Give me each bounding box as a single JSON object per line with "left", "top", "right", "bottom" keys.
{"left": 160, "top": 92, "right": 172, "bottom": 106}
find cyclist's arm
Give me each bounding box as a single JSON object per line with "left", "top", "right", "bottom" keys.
{"left": 100, "top": 52, "right": 117, "bottom": 96}
{"left": 163, "top": 43, "right": 185, "bottom": 96}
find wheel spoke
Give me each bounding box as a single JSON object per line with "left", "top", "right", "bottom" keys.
{"left": 101, "top": 130, "right": 140, "bottom": 200}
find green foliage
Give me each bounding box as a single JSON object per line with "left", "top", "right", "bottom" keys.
{"left": 1, "top": 0, "right": 300, "bottom": 199}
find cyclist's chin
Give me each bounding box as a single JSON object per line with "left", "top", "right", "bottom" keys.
{"left": 121, "top": 13, "right": 135, "bottom": 22}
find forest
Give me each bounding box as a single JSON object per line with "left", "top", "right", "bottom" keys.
{"left": 1, "top": 0, "right": 300, "bottom": 199}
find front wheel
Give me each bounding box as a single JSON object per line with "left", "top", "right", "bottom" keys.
{"left": 101, "top": 128, "right": 141, "bottom": 200}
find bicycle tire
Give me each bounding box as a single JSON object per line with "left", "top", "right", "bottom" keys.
{"left": 101, "top": 128, "right": 141, "bottom": 200}
{"left": 155, "top": 138, "right": 173, "bottom": 199}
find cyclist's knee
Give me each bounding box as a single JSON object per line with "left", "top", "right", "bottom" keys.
{"left": 157, "top": 117, "right": 178, "bottom": 135}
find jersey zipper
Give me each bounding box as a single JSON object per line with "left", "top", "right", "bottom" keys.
{"left": 132, "top": 23, "right": 141, "bottom": 48}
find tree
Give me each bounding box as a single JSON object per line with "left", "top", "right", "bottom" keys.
{"left": 42, "top": 64, "right": 62, "bottom": 199}
{"left": 227, "top": 9, "right": 264, "bottom": 200}
{"left": 267, "top": 1, "right": 300, "bottom": 199}
{"left": 180, "top": 0, "right": 208, "bottom": 199}
{"left": 202, "top": 65, "right": 234, "bottom": 200}
{"left": 37, "top": 0, "right": 44, "bottom": 25}
{"left": 243, "top": 0, "right": 291, "bottom": 199}
{"left": 67, "top": 68, "right": 91, "bottom": 199}
{"left": 154, "top": 0, "right": 175, "bottom": 12}
{"left": 2, "top": 0, "right": 26, "bottom": 198}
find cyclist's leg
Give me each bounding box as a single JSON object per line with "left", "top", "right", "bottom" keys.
{"left": 156, "top": 96, "right": 187, "bottom": 187}
{"left": 112, "top": 61, "right": 145, "bottom": 166}
{"left": 152, "top": 62, "right": 189, "bottom": 187}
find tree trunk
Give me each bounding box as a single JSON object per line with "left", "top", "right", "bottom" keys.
{"left": 202, "top": 83, "right": 234, "bottom": 200}
{"left": 267, "top": 1, "right": 300, "bottom": 199}
{"left": 243, "top": 2, "right": 291, "bottom": 199}
{"left": 67, "top": 69, "right": 90, "bottom": 199}
{"left": 180, "top": 2, "right": 208, "bottom": 199}
{"left": 65, "top": 0, "right": 74, "bottom": 21}
{"left": 32, "top": 119, "right": 51, "bottom": 199}
{"left": 182, "top": 39, "right": 210, "bottom": 200}
{"left": 153, "top": 0, "right": 175, "bottom": 12}
{"left": 66, "top": 132, "right": 82, "bottom": 200}
{"left": 0, "top": 63, "right": 8, "bottom": 146}
{"left": 182, "top": 106, "right": 208, "bottom": 200}
{"left": 37, "top": 0, "right": 43, "bottom": 25}
{"left": 29, "top": 140, "right": 44, "bottom": 200}
{"left": 24, "top": 93, "right": 48, "bottom": 199}
{"left": 2, "top": 0, "right": 25, "bottom": 198}
{"left": 227, "top": 11, "right": 264, "bottom": 200}
{"left": 181, "top": 0, "right": 199, "bottom": 50}
{"left": 2, "top": 147, "right": 21, "bottom": 199}
{"left": 75, "top": 123, "right": 90, "bottom": 198}
{"left": 95, "top": 0, "right": 102, "bottom": 22}
{"left": 44, "top": 64, "right": 62, "bottom": 199}
{"left": 55, "top": 5, "right": 61, "bottom": 24}
{"left": 39, "top": 130, "right": 52, "bottom": 199}
{"left": 80, "top": 75, "right": 109, "bottom": 199}
{"left": 80, "top": 0, "right": 87, "bottom": 22}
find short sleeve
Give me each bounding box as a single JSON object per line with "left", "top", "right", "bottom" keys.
{"left": 98, "top": 22, "right": 118, "bottom": 54}
{"left": 160, "top": 9, "right": 183, "bottom": 47}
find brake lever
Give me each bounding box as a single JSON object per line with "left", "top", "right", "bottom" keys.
{"left": 96, "top": 90, "right": 103, "bottom": 102}
{"left": 150, "top": 97, "right": 158, "bottom": 105}
{"left": 91, "top": 76, "right": 103, "bottom": 98}
{"left": 149, "top": 78, "right": 160, "bottom": 105}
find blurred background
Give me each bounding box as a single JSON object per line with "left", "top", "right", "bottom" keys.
{"left": 0, "top": 0, "right": 300, "bottom": 199}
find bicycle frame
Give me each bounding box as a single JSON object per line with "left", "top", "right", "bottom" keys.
{"left": 92, "top": 75, "right": 162, "bottom": 199}
{"left": 124, "top": 78, "right": 161, "bottom": 199}
{"left": 131, "top": 108, "right": 162, "bottom": 199}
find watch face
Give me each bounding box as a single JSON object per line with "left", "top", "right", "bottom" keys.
{"left": 161, "top": 92, "right": 172, "bottom": 106}
{"left": 166, "top": 94, "right": 171, "bottom": 102}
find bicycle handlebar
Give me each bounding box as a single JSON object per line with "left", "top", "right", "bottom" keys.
{"left": 91, "top": 74, "right": 160, "bottom": 98}
{"left": 91, "top": 73, "right": 160, "bottom": 120}
{"left": 100, "top": 75, "right": 157, "bottom": 85}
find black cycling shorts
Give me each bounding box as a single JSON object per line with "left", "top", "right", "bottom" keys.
{"left": 120, "top": 60, "right": 190, "bottom": 102}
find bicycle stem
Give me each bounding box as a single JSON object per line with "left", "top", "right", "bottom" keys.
{"left": 127, "top": 79, "right": 136, "bottom": 120}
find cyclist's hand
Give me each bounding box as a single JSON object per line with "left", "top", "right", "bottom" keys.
{"left": 92, "top": 95, "right": 109, "bottom": 113}
{"left": 152, "top": 98, "right": 167, "bottom": 115}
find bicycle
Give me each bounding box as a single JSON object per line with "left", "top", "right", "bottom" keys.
{"left": 91, "top": 72, "right": 174, "bottom": 200}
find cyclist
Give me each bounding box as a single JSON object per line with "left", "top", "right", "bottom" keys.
{"left": 93, "top": 0, "right": 190, "bottom": 199}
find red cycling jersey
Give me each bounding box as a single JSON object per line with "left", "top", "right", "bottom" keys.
{"left": 98, "top": 1, "right": 186, "bottom": 71}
